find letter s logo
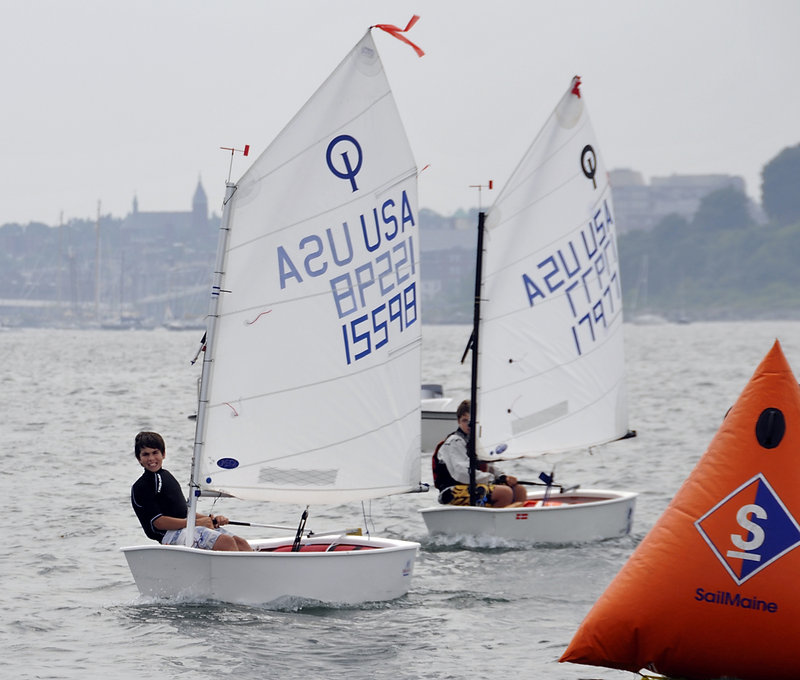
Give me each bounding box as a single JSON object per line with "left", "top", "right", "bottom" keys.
{"left": 728, "top": 504, "right": 767, "bottom": 561}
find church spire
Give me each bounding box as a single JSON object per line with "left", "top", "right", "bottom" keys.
{"left": 192, "top": 176, "right": 208, "bottom": 228}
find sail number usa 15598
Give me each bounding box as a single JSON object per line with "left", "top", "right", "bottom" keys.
{"left": 275, "top": 190, "right": 418, "bottom": 366}
{"left": 341, "top": 279, "right": 417, "bottom": 364}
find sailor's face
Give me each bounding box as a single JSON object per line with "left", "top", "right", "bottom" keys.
{"left": 458, "top": 413, "right": 470, "bottom": 434}
{"left": 138, "top": 446, "right": 165, "bottom": 472}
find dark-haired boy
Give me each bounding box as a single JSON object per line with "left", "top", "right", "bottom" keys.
{"left": 433, "top": 400, "right": 527, "bottom": 507}
{"left": 130, "top": 431, "right": 251, "bottom": 551}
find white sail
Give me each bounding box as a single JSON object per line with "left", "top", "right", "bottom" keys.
{"left": 197, "top": 32, "right": 422, "bottom": 503}
{"left": 477, "top": 77, "right": 628, "bottom": 458}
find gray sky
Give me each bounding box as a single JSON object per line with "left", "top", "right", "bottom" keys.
{"left": 2, "top": 0, "right": 798, "bottom": 226}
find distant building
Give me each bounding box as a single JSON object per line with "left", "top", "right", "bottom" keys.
{"left": 122, "top": 178, "right": 212, "bottom": 248}
{"left": 0, "top": 177, "right": 219, "bottom": 326}
{"left": 112, "top": 179, "right": 217, "bottom": 323}
{"left": 609, "top": 170, "right": 753, "bottom": 232}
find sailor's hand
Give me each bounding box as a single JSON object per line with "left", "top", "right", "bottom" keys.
{"left": 213, "top": 515, "right": 228, "bottom": 527}
{"left": 505, "top": 475, "right": 518, "bottom": 486}
{"left": 196, "top": 515, "right": 214, "bottom": 528}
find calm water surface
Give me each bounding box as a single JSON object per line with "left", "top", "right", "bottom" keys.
{"left": 3, "top": 322, "right": 799, "bottom": 679}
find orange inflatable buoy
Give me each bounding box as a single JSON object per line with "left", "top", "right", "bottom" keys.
{"left": 560, "top": 340, "right": 800, "bottom": 680}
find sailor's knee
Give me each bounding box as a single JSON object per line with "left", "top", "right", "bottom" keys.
{"left": 212, "top": 534, "right": 238, "bottom": 551}
{"left": 234, "top": 537, "right": 252, "bottom": 551}
{"left": 490, "top": 485, "right": 514, "bottom": 507}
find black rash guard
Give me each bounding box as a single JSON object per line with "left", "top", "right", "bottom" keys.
{"left": 131, "top": 468, "right": 188, "bottom": 542}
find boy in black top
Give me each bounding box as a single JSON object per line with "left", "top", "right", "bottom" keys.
{"left": 131, "top": 431, "right": 251, "bottom": 551}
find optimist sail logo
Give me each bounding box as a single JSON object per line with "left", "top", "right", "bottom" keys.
{"left": 326, "top": 134, "right": 363, "bottom": 191}
{"left": 695, "top": 473, "right": 800, "bottom": 585}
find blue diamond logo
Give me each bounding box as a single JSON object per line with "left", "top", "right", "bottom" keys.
{"left": 695, "top": 473, "right": 800, "bottom": 585}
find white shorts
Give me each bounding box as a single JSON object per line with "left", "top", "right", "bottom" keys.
{"left": 161, "top": 526, "right": 231, "bottom": 550}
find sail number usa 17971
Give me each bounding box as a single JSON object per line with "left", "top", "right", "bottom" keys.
{"left": 521, "top": 198, "right": 621, "bottom": 356}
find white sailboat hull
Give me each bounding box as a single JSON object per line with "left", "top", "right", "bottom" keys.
{"left": 122, "top": 535, "right": 419, "bottom": 606}
{"left": 420, "top": 489, "right": 636, "bottom": 543}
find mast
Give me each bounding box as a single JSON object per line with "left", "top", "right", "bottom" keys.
{"left": 57, "top": 211, "right": 63, "bottom": 313}
{"left": 467, "top": 210, "right": 486, "bottom": 506}
{"left": 119, "top": 251, "right": 125, "bottom": 319}
{"left": 185, "top": 181, "right": 237, "bottom": 546}
{"left": 94, "top": 201, "right": 101, "bottom": 321}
